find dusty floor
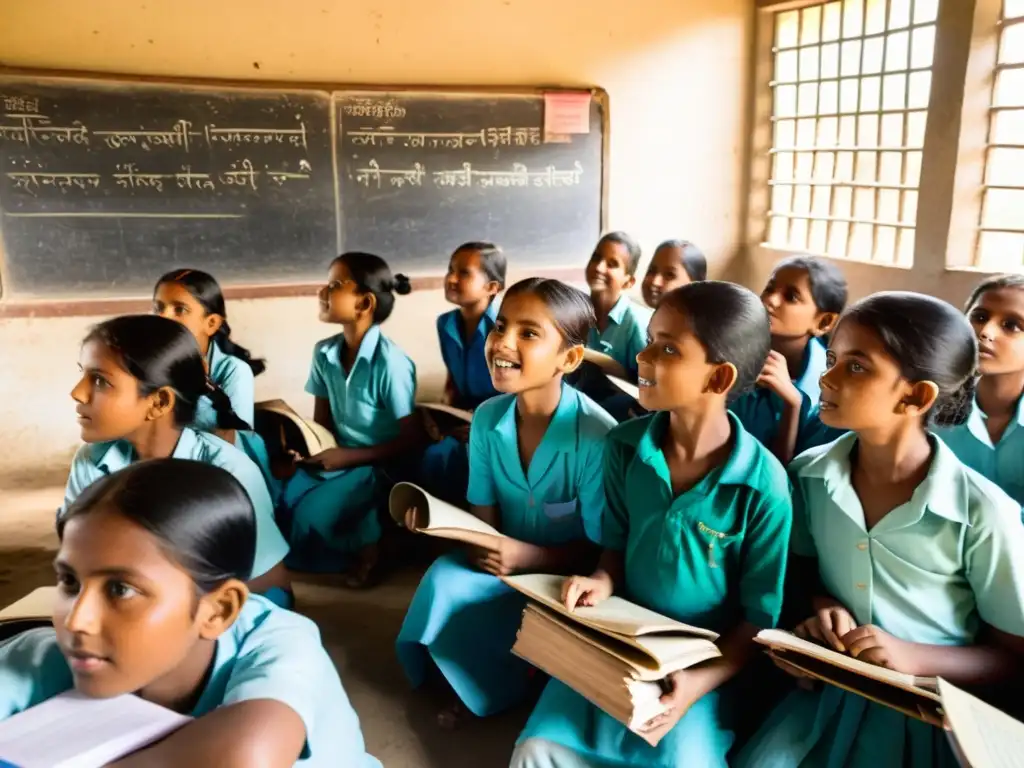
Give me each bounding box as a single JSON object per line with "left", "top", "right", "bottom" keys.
{"left": 0, "top": 481, "right": 528, "bottom": 768}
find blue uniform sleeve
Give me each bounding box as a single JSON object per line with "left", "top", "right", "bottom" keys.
{"left": 380, "top": 353, "right": 417, "bottom": 421}
{"left": 0, "top": 628, "right": 74, "bottom": 720}
{"left": 59, "top": 446, "right": 103, "bottom": 516}
{"left": 215, "top": 446, "right": 289, "bottom": 578}
{"left": 218, "top": 359, "right": 256, "bottom": 427}
{"left": 577, "top": 440, "right": 607, "bottom": 545}
{"left": 601, "top": 436, "right": 631, "bottom": 551}
{"left": 788, "top": 467, "right": 817, "bottom": 558}
{"left": 739, "top": 494, "right": 793, "bottom": 628}
{"left": 304, "top": 345, "right": 329, "bottom": 399}
{"left": 964, "top": 494, "right": 1024, "bottom": 637}
{"left": 466, "top": 408, "right": 496, "bottom": 507}
{"left": 220, "top": 613, "right": 366, "bottom": 764}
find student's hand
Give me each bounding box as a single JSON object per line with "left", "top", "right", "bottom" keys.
{"left": 471, "top": 538, "right": 530, "bottom": 577}
{"left": 795, "top": 601, "right": 858, "bottom": 652}
{"left": 637, "top": 670, "right": 699, "bottom": 742}
{"left": 302, "top": 447, "right": 354, "bottom": 472}
{"left": 757, "top": 351, "right": 802, "bottom": 409}
{"left": 403, "top": 506, "right": 425, "bottom": 532}
{"left": 841, "top": 625, "right": 919, "bottom": 675}
{"left": 562, "top": 574, "right": 613, "bottom": 611}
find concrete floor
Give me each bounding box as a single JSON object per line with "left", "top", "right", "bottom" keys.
{"left": 0, "top": 481, "right": 528, "bottom": 767}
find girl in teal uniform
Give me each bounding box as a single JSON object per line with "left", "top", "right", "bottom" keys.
{"left": 574, "top": 232, "right": 652, "bottom": 421}
{"left": 396, "top": 278, "right": 615, "bottom": 728}
{"left": 280, "top": 252, "right": 417, "bottom": 587}
{"left": 419, "top": 242, "right": 506, "bottom": 505}
{"left": 737, "top": 292, "right": 1024, "bottom": 768}
{"left": 3, "top": 459, "right": 380, "bottom": 767}
{"left": 61, "top": 314, "right": 293, "bottom": 607}
{"left": 512, "top": 281, "right": 793, "bottom": 768}
{"left": 152, "top": 268, "right": 278, "bottom": 498}
{"left": 730, "top": 256, "right": 847, "bottom": 463}
{"left": 640, "top": 239, "right": 707, "bottom": 309}
{"left": 937, "top": 274, "right": 1024, "bottom": 507}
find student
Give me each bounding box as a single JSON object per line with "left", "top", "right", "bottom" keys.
{"left": 512, "top": 281, "right": 793, "bottom": 768}
{"left": 61, "top": 314, "right": 293, "bottom": 607}
{"left": 418, "top": 242, "right": 506, "bottom": 504}
{"left": 396, "top": 278, "right": 615, "bottom": 728}
{"left": 937, "top": 274, "right": 1024, "bottom": 507}
{"left": 737, "top": 292, "right": 1024, "bottom": 768}
{"left": 730, "top": 256, "right": 847, "bottom": 463}
{"left": 279, "top": 252, "right": 417, "bottom": 587}
{"left": 640, "top": 239, "right": 707, "bottom": 308}
{"left": 1, "top": 459, "right": 380, "bottom": 767}
{"left": 584, "top": 231, "right": 651, "bottom": 381}
{"left": 152, "top": 269, "right": 277, "bottom": 498}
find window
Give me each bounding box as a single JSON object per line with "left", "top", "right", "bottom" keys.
{"left": 765, "top": 0, "right": 939, "bottom": 264}
{"left": 977, "top": 0, "right": 1024, "bottom": 270}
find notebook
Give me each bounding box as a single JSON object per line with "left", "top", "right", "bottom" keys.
{"left": 0, "top": 690, "right": 190, "bottom": 768}
{"left": 939, "top": 678, "right": 1024, "bottom": 767}
{"left": 388, "top": 482, "right": 504, "bottom": 548}
{"left": 505, "top": 574, "right": 720, "bottom": 746}
{"left": 253, "top": 399, "right": 337, "bottom": 458}
{"left": 755, "top": 628, "right": 942, "bottom": 724}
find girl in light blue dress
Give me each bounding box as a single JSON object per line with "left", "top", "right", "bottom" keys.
{"left": 279, "top": 252, "right": 417, "bottom": 587}
{"left": 4, "top": 459, "right": 379, "bottom": 767}
{"left": 639, "top": 239, "right": 707, "bottom": 309}
{"left": 737, "top": 291, "right": 1024, "bottom": 768}
{"left": 61, "top": 314, "right": 292, "bottom": 606}
{"left": 730, "top": 256, "right": 847, "bottom": 463}
{"left": 419, "top": 242, "right": 506, "bottom": 505}
{"left": 152, "top": 269, "right": 278, "bottom": 497}
{"left": 397, "top": 278, "right": 615, "bottom": 728}
{"left": 937, "top": 274, "right": 1024, "bottom": 507}
{"left": 513, "top": 281, "right": 793, "bottom": 768}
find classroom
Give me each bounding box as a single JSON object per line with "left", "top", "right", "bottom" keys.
{"left": 0, "top": 0, "right": 1022, "bottom": 765}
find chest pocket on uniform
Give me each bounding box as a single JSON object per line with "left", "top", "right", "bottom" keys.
{"left": 544, "top": 499, "right": 579, "bottom": 520}
{"left": 697, "top": 521, "right": 740, "bottom": 569}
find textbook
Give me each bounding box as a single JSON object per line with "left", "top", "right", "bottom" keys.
{"left": 939, "top": 678, "right": 1024, "bottom": 767}
{"left": 254, "top": 399, "right": 337, "bottom": 458}
{"left": 388, "top": 482, "right": 504, "bottom": 549}
{"left": 0, "top": 690, "right": 190, "bottom": 768}
{"left": 755, "top": 628, "right": 942, "bottom": 724}
{"left": 504, "top": 574, "right": 721, "bottom": 746}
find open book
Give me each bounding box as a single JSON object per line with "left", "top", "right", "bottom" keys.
{"left": 755, "top": 629, "right": 941, "bottom": 724}
{"left": 940, "top": 678, "right": 1024, "bottom": 767}
{"left": 0, "top": 690, "right": 190, "bottom": 768}
{"left": 253, "top": 399, "right": 337, "bottom": 458}
{"left": 505, "top": 574, "right": 721, "bottom": 746}
{"left": 388, "top": 482, "right": 504, "bottom": 549}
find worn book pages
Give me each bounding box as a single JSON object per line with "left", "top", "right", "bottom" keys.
{"left": 939, "top": 678, "right": 1024, "bottom": 768}
{"left": 0, "top": 690, "right": 190, "bottom": 768}
{"left": 388, "top": 482, "right": 504, "bottom": 548}
{"left": 503, "top": 573, "right": 719, "bottom": 639}
{"left": 254, "top": 399, "right": 337, "bottom": 456}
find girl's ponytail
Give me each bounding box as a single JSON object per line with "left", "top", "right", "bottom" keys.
{"left": 206, "top": 379, "right": 252, "bottom": 432}
{"left": 213, "top": 321, "right": 266, "bottom": 376}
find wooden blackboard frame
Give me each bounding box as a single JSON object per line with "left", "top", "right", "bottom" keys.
{"left": 0, "top": 67, "right": 608, "bottom": 318}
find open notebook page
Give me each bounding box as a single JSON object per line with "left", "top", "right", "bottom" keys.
{"left": 939, "top": 678, "right": 1024, "bottom": 768}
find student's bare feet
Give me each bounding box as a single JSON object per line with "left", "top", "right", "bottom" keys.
{"left": 436, "top": 700, "right": 471, "bottom": 730}
{"left": 341, "top": 543, "right": 380, "bottom": 589}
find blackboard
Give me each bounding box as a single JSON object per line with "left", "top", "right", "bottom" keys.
{"left": 0, "top": 74, "right": 606, "bottom": 302}
{"left": 0, "top": 78, "right": 336, "bottom": 298}
{"left": 335, "top": 91, "right": 603, "bottom": 270}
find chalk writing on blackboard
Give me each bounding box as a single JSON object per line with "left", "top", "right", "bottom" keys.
{"left": 346, "top": 126, "right": 542, "bottom": 149}
{"left": 5, "top": 157, "right": 313, "bottom": 197}
{"left": 0, "top": 113, "right": 309, "bottom": 151}
{"left": 352, "top": 160, "right": 584, "bottom": 189}
{"left": 342, "top": 100, "right": 406, "bottom": 119}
